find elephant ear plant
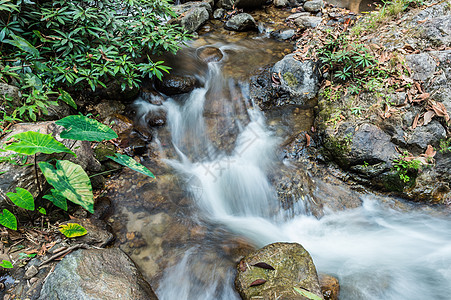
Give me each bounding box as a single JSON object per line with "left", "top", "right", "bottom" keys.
{"left": 0, "top": 115, "right": 155, "bottom": 236}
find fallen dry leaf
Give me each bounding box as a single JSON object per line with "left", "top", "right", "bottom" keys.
{"left": 423, "top": 110, "right": 435, "bottom": 125}
{"left": 253, "top": 262, "right": 275, "bottom": 270}
{"left": 249, "top": 279, "right": 266, "bottom": 287}
{"left": 412, "top": 113, "right": 419, "bottom": 129}
{"left": 305, "top": 133, "right": 311, "bottom": 147}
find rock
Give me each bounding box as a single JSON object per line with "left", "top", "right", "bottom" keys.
{"left": 233, "top": 0, "right": 267, "bottom": 8}
{"left": 294, "top": 15, "right": 323, "bottom": 28}
{"left": 225, "top": 13, "right": 257, "bottom": 32}
{"left": 271, "top": 29, "right": 296, "bottom": 40}
{"left": 61, "top": 218, "right": 114, "bottom": 247}
{"left": 155, "top": 74, "right": 198, "bottom": 95}
{"left": 303, "top": 0, "right": 324, "bottom": 13}
{"left": 405, "top": 121, "right": 446, "bottom": 151}
{"left": 92, "top": 100, "right": 125, "bottom": 119}
{"left": 318, "top": 273, "right": 340, "bottom": 300}
{"left": 274, "top": 0, "right": 289, "bottom": 7}
{"left": 197, "top": 46, "right": 224, "bottom": 63}
{"left": 272, "top": 54, "right": 320, "bottom": 105}
{"left": 173, "top": 2, "right": 211, "bottom": 33}
{"left": 419, "top": 15, "right": 451, "bottom": 46}
{"left": 213, "top": 8, "right": 225, "bottom": 19}
{"left": 0, "top": 83, "right": 20, "bottom": 103}
{"left": 287, "top": 12, "right": 310, "bottom": 21}
{"left": 216, "top": 0, "right": 234, "bottom": 9}
{"left": 405, "top": 53, "right": 437, "bottom": 81}
{"left": 235, "top": 242, "right": 323, "bottom": 300}
{"left": 145, "top": 107, "right": 167, "bottom": 127}
{"left": 38, "top": 248, "right": 158, "bottom": 300}
{"left": 24, "top": 265, "right": 39, "bottom": 280}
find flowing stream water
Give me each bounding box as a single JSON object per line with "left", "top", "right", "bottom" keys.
{"left": 112, "top": 33, "right": 451, "bottom": 299}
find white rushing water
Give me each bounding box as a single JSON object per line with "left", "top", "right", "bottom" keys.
{"left": 149, "top": 53, "right": 451, "bottom": 300}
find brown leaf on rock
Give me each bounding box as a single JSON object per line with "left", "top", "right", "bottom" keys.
{"left": 430, "top": 102, "right": 450, "bottom": 122}
{"left": 412, "top": 113, "right": 419, "bottom": 129}
{"left": 414, "top": 82, "right": 423, "bottom": 93}
{"left": 305, "top": 133, "right": 311, "bottom": 147}
{"left": 249, "top": 279, "right": 266, "bottom": 287}
{"left": 253, "top": 262, "right": 275, "bottom": 270}
{"left": 239, "top": 260, "right": 247, "bottom": 272}
{"left": 424, "top": 145, "right": 436, "bottom": 158}
{"left": 423, "top": 110, "right": 435, "bottom": 125}
{"left": 413, "top": 93, "right": 429, "bottom": 102}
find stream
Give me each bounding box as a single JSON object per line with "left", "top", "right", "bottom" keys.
{"left": 106, "top": 29, "right": 451, "bottom": 300}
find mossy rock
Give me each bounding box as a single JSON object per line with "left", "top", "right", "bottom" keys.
{"left": 94, "top": 143, "right": 116, "bottom": 162}
{"left": 235, "top": 242, "right": 323, "bottom": 300}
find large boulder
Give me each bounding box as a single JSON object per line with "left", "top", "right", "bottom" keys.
{"left": 303, "top": 0, "right": 324, "bottom": 13}
{"left": 235, "top": 242, "right": 323, "bottom": 300}
{"left": 0, "top": 82, "right": 20, "bottom": 103}
{"left": 38, "top": 248, "right": 158, "bottom": 300}
{"left": 224, "top": 13, "right": 257, "bottom": 31}
{"left": 155, "top": 73, "right": 198, "bottom": 95}
{"left": 173, "top": 1, "right": 211, "bottom": 33}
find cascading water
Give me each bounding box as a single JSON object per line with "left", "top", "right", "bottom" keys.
{"left": 134, "top": 42, "right": 451, "bottom": 299}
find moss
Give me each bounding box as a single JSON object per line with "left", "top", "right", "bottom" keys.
{"left": 282, "top": 72, "right": 298, "bottom": 87}
{"left": 94, "top": 143, "right": 116, "bottom": 162}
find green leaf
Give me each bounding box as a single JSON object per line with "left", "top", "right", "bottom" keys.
{"left": 38, "top": 160, "right": 94, "bottom": 213}
{"left": 4, "top": 131, "right": 75, "bottom": 156}
{"left": 293, "top": 287, "right": 323, "bottom": 300}
{"left": 59, "top": 223, "right": 87, "bottom": 238}
{"left": 38, "top": 207, "right": 46, "bottom": 215}
{"left": 55, "top": 115, "right": 118, "bottom": 142}
{"left": 43, "top": 190, "right": 68, "bottom": 211}
{"left": 0, "top": 260, "right": 13, "bottom": 269}
{"left": 58, "top": 89, "right": 77, "bottom": 109}
{"left": 106, "top": 153, "right": 155, "bottom": 178}
{"left": 3, "top": 34, "right": 39, "bottom": 57}
{"left": 0, "top": 209, "right": 17, "bottom": 230}
{"left": 6, "top": 188, "right": 35, "bottom": 211}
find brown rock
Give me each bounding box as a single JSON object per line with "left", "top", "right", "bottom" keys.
{"left": 319, "top": 273, "right": 340, "bottom": 300}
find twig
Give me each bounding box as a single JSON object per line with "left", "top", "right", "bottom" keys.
{"left": 34, "top": 154, "right": 42, "bottom": 195}
{"left": 39, "top": 243, "right": 88, "bottom": 268}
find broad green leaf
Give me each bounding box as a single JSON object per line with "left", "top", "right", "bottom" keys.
{"left": 5, "top": 131, "right": 75, "bottom": 156}
{"left": 0, "top": 209, "right": 17, "bottom": 230}
{"left": 58, "top": 89, "right": 77, "bottom": 109}
{"left": 293, "top": 287, "right": 323, "bottom": 300}
{"left": 39, "top": 160, "right": 94, "bottom": 213}
{"left": 106, "top": 153, "right": 155, "bottom": 178}
{"left": 3, "top": 34, "right": 39, "bottom": 57}
{"left": 6, "top": 187, "right": 35, "bottom": 211}
{"left": 43, "top": 190, "right": 68, "bottom": 211}
{"left": 0, "top": 260, "right": 13, "bottom": 269}
{"left": 38, "top": 207, "right": 46, "bottom": 215}
{"left": 55, "top": 115, "right": 117, "bottom": 142}
{"left": 59, "top": 223, "right": 87, "bottom": 238}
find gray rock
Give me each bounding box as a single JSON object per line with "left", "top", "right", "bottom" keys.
{"left": 303, "top": 0, "right": 324, "bottom": 13}
{"left": 216, "top": 0, "right": 235, "bottom": 9}
{"left": 213, "top": 8, "right": 225, "bottom": 19}
{"left": 0, "top": 82, "right": 20, "bottom": 103}
{"left": 24, "top": 265, "right": 39, "bottom": 280}
{"left": 38, "top": 248, "right": 158, "bottom": 300}
{"left": 274, "top": 0, "right": 289, "bottom": 7}
{"left": 406, "top": 121, "right": 446, "bottom": 151}
{"left": 235, "top": 242, "right": 323, "bottom": 300}
{"left": 286, "top": 12, "right": 310, "bottom": 21}
{"left": 173, "top": 2, "right": 211, "bottom": 33}
{"left": 272, "top": 54, "right": 320, "bottom": 105}
{"left": 61, "top": 218, "right": 113, "bottom": 247}
{"left": 294, "top": 15, "right": 323, "bottom": 28}
{"left": 405, "top": 53, "right": 436, "bottom": 81}
{"left": 225, "top": 13, "right": 257, "bottom": 31}
{"left": 420, "top": 15, "right": 451, "bottom": 46}
{"left": 273, "top": 29, "right": 296, "bottom": 40}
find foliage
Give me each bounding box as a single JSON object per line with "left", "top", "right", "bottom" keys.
{"left": 0, "top": 260, "right": 13, "bottom": 269}
{"left": 4, "top": 131, "right": 75, "bottom": 156}
{"left": 55, "top": 115, "right": 118, "bottom": 142}
{"left": 6, "top": 187, "right": 34, "bottom": 211}
{"left": 39, "top": 160, "right": 94, "bottom": 213}
{"left": 0, "top": 208, "right": 17, "bottom": 230}
{"left": 393, "top": 154, "right": 423, "bottom": 183}
{"left": 439, "top": 139, "right": 451, "bottom": 153}
{"left": 107, "top": 153, "right": 155, "bottom": 178}
{"left": 59, "top": 223, "right": 87, "bottom": 238}
{"left": 0, "top": 0, "right": 189, "bottom": 93}
{"left": 42, "top": 191, "right": 67, "bottom": 211}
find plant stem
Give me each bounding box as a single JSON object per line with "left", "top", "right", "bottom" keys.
{"left": 34, "top": 153, "right": 42, "bottom": 195}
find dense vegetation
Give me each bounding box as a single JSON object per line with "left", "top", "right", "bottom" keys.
{"left": 0, "top": 0, "right": 189, "bottom": 123}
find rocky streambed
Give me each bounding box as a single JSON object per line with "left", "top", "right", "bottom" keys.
{"left": 1, "top": 0, "right": 450, "bottom": 299}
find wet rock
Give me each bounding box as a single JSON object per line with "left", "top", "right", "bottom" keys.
{"left": 235, "top": 242, "right": 323, "bottom": 300}
{"left": 270, "top": 54, "right": 319, "bottom": 106}
{"left": 319, "top": 273, "right": 340, "bottom": 300}
{"left": 173, "top": 2, "right": 211, "bottom": 33}
{"left": 197, "top": 46, "right": 224, "bottom": 63}
{"left": 274, "top": 0, "right": 289, "bottom": 7}
{"left": 155, "top": 74, "right": 198, "bottom": 95}
{"left": 303, "top": 0, "right": 324, "bottom": 13}
{"left": 294, "top": 15, "right": 323, "bottom": 28}
{"left": 213, "top": 8, "right": 225, "bottom": 19}
{"left": 225, "top": 13, "right": 257, "bottom": 32}
{"left": 405, "top": 121, "right": 446, "bottom": 151}
{"left": 61, "top": 218, "right": 114, "bottom": 247}
{"left": 38, "top": 248, "right": 158, "bottom": 300}
{"left": 145, "top": 107, "right": 167, "bottom": 127}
